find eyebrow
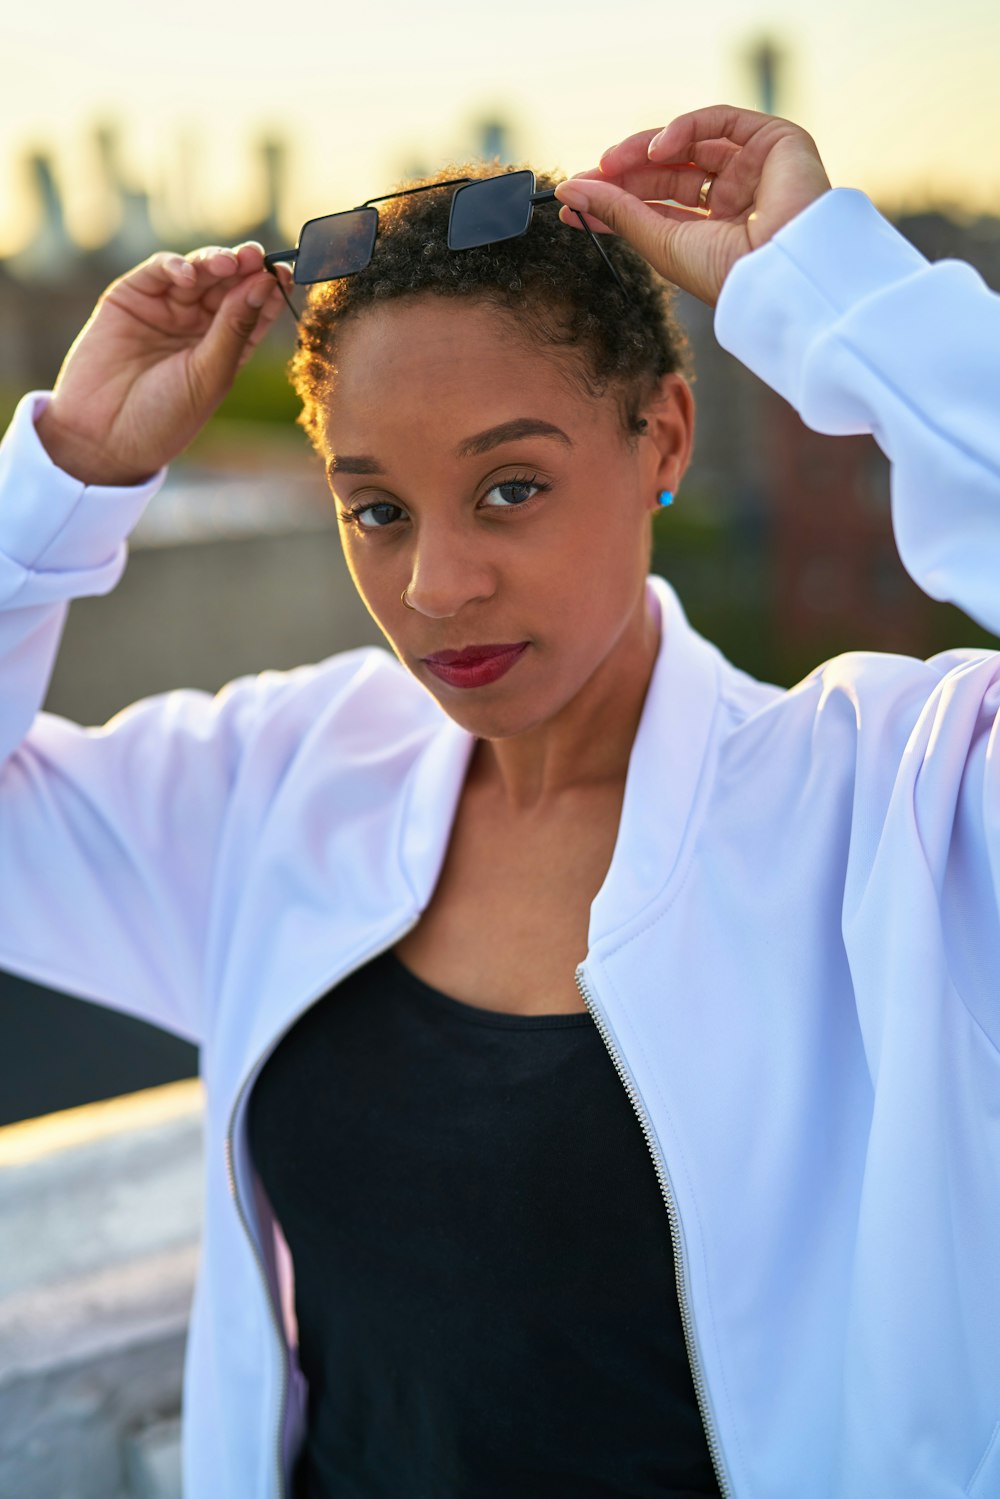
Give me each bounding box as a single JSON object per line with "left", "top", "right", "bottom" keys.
{"left": 326, "top": 418, "right": 574, "bottom": 478}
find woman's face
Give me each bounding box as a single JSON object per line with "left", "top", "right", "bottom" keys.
{"left": 322, "top": 295, "right": 693, "bottom": 741}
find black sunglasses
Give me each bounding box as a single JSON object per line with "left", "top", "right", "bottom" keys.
{"left": 262, "top": 170, "right": 629, "bottom": 321}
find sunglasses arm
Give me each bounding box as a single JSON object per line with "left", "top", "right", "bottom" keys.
{"left": 532, "top": 188, "right": 630, "bottom": 299}
{"left": 263, "top": 249, "right": 301, "bottom": 323}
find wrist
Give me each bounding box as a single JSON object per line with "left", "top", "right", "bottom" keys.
{"left": 34, "top": 406, "right": 157, "bottom": 488}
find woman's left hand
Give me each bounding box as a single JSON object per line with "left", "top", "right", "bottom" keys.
{"left": 554, "top": 104, "right": 832, "bottom": 307}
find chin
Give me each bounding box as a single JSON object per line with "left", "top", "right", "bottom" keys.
{"left": 417, "top": 675, "right": 572, "bottom": 742}
{"left": 421, "top": 691, "right": 528, "bottom": 739}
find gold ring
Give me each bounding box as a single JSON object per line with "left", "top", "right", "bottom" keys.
{"left": 401, "top": 587, "right": 415, "bottom": 611}
{"left": 698, "top": 174, "right": 715, "bottom": 209}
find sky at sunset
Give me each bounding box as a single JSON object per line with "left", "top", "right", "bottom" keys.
{"left": 2, "top": 0, "right": 999, "bottom": 257}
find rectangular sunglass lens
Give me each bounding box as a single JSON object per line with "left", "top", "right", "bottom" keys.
{"left": 294, "top": 208, "right": 378, "bottom": 284}
{"left": 447, "top": 171, "right": 534, "bottom": 251}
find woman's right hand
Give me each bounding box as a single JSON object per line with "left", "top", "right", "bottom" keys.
{"left": 34, "top": 244, "right": 292, "bottom": 487}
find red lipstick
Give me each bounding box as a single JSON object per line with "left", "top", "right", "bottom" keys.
{"left": 422, "top": 642, "right": 529, "bottom": 689}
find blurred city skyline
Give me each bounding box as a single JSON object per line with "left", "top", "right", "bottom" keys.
{"left": 2, "top": 0, "right": 999, "bottom": 261}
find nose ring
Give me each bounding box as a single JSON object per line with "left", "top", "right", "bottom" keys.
{"left": 401, "top": 586, "right": 416, "bottom": 611}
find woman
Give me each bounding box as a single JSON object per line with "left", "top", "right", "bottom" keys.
{"left": 1, "top": 104, "right": 998, "bottom": 1498}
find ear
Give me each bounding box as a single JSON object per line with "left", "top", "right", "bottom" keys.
{"left": 639, "top": 373, "right": 696, "bottom": 509}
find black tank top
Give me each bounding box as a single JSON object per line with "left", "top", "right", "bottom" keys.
{"left": 248, "top": 948, "right": 721, "bottom": 1498}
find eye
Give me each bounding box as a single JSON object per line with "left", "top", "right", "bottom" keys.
{"left": 342, "top": 500, "right": 406, "bottom": 531}
{"left": 481, "top": 473, "right": 550, "bottom": 509}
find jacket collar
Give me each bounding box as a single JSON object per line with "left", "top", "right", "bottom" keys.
{"left": 397, "top": 574, "right": 723, "bottom": 945}
{"left": 589, "top": 575, "right": 722, "bottom": 945}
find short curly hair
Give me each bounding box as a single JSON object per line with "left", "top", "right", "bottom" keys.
{"left": 287, "top": 161, "right": 694, "bottom": 456}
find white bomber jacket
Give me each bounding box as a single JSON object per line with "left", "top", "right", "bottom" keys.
{"left": 1, "top": 188, "right": 999, "bottom": 1499}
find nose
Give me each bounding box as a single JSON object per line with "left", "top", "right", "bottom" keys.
{"left": 403, "top": 527, "right": 496, "bottom": 618}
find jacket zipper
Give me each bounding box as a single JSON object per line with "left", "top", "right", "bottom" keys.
{"left": 223, "top": 915, "right": 421, "bottom": 1499}
{"left": 576, "top": 964, "right": 734, "bottom": 1499}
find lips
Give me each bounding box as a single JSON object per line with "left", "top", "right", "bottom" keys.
{"left": 421, "top": 641, "right": 530, "bottom": 689}
{"left": 423, "top": 643, "right": 528, "bottom": 666}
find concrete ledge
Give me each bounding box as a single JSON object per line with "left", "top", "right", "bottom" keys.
{"left": 0, "top": 1081, "right": 203, "bottom": 1499}
{"left": 0, "top": 1241, "right": 198, "bottom": 1385}
{"left": 124, "top": 1417, "right": 183, "bottom": 1499}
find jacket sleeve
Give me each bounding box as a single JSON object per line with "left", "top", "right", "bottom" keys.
{"left": 714, "top": 186, "right": 1000, "bottom": 637}
{"left": 714, "top": 189, "right": 1000, "bottom": 1054}
{"left": 0, "top": 392, "right": 279, "bottom": 1044}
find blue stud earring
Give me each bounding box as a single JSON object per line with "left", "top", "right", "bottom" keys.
{"left": 657, "top": 490, "right": 674, "bottom": 507}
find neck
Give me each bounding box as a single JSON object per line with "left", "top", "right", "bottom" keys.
{"left": 469, "top": 585, "right": 662, "bottom": 813}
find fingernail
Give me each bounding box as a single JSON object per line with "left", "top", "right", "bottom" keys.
{"left": 172, "top": 258, "right": 196, "bottom": 280}
{"left": 555, "top": 182, "right": 590, "bottom": 212}
{"left": 647, "top": 131, "right": 666, "bottom": 156}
